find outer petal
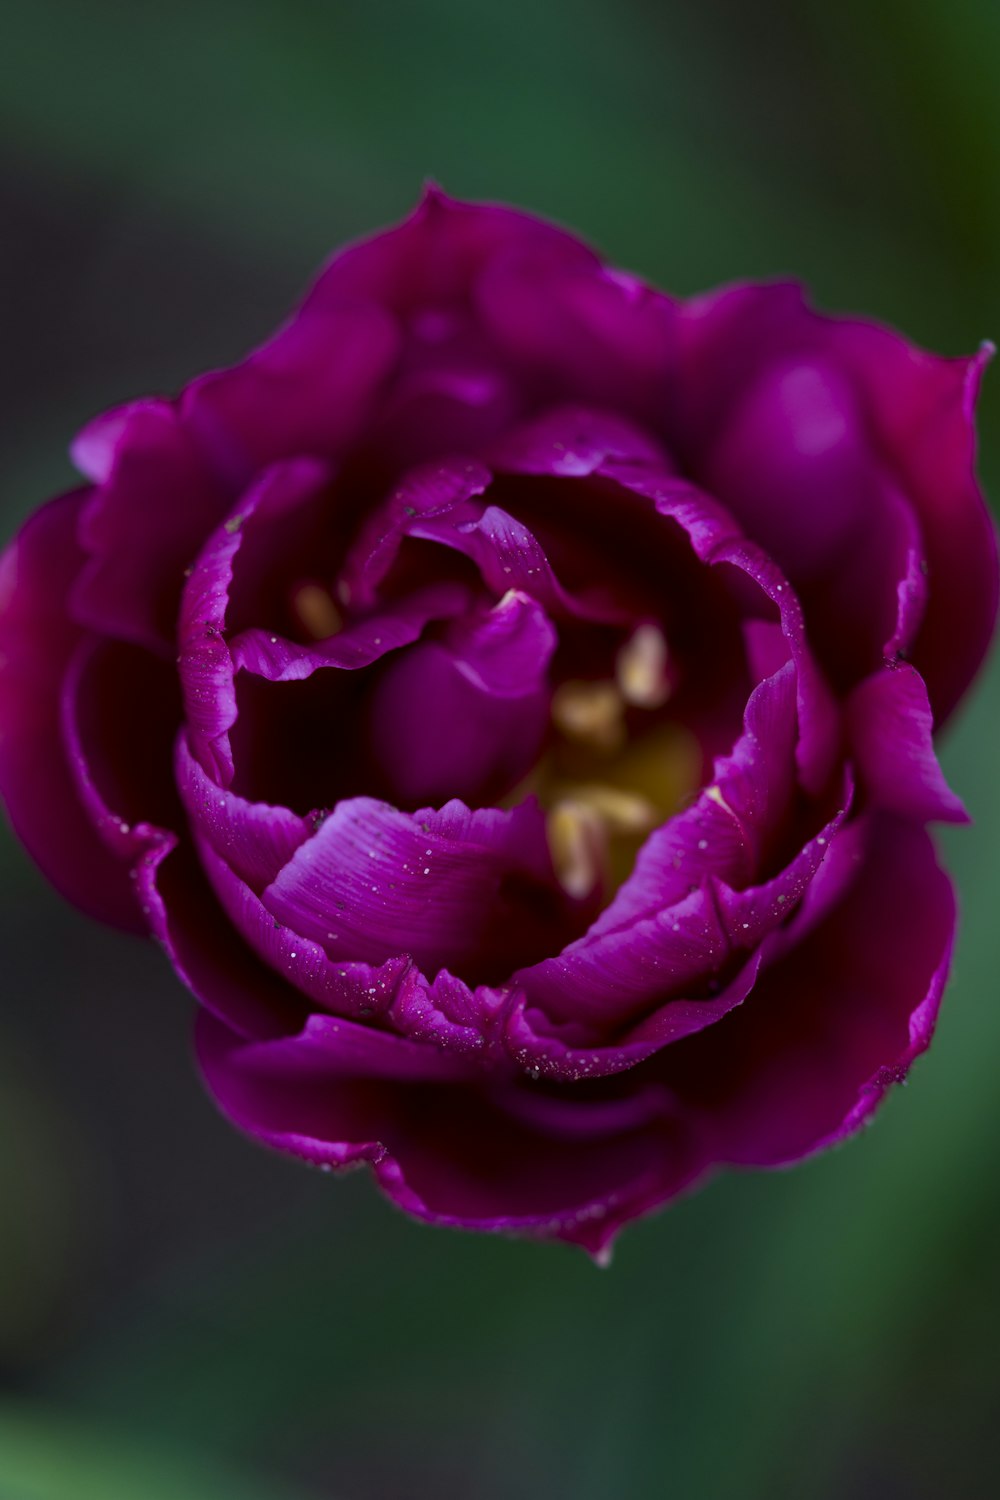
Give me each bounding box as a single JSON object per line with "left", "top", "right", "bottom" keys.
{"left": 673, "top": 282, "right": 997, "bottom": 714}
{"left": 196, "top": 1006, "right": 703, "bottom": 1255}
{"left": 660, "top": 815, "right": 956, "bottom": 1166}
{"left": 0, "top": 494, "right": 142, "bottom": 930}
{"left": 70, "top": 400, "right": 228, "bottom": 654}
{"left": 60, "top": 637, "right": 182, "bottom": 868}
{"left": 475, "top": 236, "right": 677, "bottom": 427}
{"left": 847, "top": 664, "right": 967, "bottom": 824}
{"left": 827, "top": 327, "right": 997, "bottom": 723}
{"left": 181, "top": 304, "right": 400, "bottom": 490}
{"left": 303, "top": 186, "right": 595, "bottom": 314}
{"left": 136, "top": 838, "right": 308, "bottom": 1041}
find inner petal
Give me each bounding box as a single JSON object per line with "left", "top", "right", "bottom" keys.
{"left": 368, "top": 589, "right": 556, "bottom": 808}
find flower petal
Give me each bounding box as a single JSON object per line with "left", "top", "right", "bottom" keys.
{"left": 600, "top": 464, "right": 840, "bottom": 793}
{"left": 847, "top": 664, "right": 967, "bottom": 824}
{"left": 70, "top": 400, "right": 229, "bottom": 655}
{"left": 490, "top": 403, "right": 669, "bottom": 477}
{"left": 368, "top": 590, "right": 555, "bottom": 807}
{"left": 182, "top": 304, "right": 400, "bottom": 489}
{"left": 191, "top": 828, "right": 413, "bottom": 1020}
{"left": 230, "top": 582, "right": 468, "bottom": 683}
{"left": 177, "top": 457, "right": 332, "bottom": 783}
{"left": 504, "top": 951, "right": 764, "bottom": 1082}
{"left": 0, "top": 495, "right": 142, "bottom": 930}
{"left": 339, "top": 454, "right": 630, "bottom": 625}
{"left": 660, "top": 814, "right": 956, "bottom": 1165}
{"left": 304, "top": 185, "right": 593, "bottom": 314}
{"left": 589, "top": 660, "right": 799, "bottom": 938}
{"left": 476, "top": 242, "right": 677, "bottom": 427}
{"left": 516, "top": 794, "right": 849, "bottom": 1031}
{"left": 175, "top": 731, "right": 311, "bottom": 892}
{"left": 673, "top": 282, "right": 997, "bottom": 716}
{"left": 828, "top": 328, "right": 997, "bottom": 723}
{"left": 136, "top": 837, "right": 307, "bottom": 1040}
{"left": 196, "top": 1005, "right": 702, "bottom": 1255}
{"left": 60, "top": 637, "right": 182, "bottom": 866}
{"left": 260, "top": 796, "right": 582, "bottom": 985}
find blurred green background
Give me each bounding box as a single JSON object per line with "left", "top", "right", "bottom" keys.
{"left": 2, "top": 3, "right": 1000, "bottom": 1496}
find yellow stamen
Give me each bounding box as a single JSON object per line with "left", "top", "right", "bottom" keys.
{"left": 292, "top": 583, "right": 343, "bottom": 641}
{"left": 616, "top": 624, "right": 670, "bottom": 709}
{"left": 550, "top": 679, "right": 626, "bottom": 754}
{"left": 561, "top": 783, "right": 660, "bottom": 834}
{"left": 543, "top": 725, "right": 702, "bottom": 898}
{"left": 546, "top": 785, "right": 664, "bottom": 898}
{"left": 547, "top": 800, "right": 607, "bottom": 899}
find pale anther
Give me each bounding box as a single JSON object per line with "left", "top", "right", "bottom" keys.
{"left": 616, "top": 624, "right": 670, "bottom": 709}
{"left": 550, "top": 679, "right": 626, "bottom": 753}
{"left": 293, "top": 583, "right": 344, "bottom": 640}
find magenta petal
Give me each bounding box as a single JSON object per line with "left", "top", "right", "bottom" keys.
{"left": 338, "top": 457, "right": 491, "bottom": 606}
{"left": 60, "top": 638, "right": 181, "bottom": 869}
{"left": 414, "top": 500, "right": 634, "bottom": 624}
{"left": 192, "top": 831, "right": 413, "bottom": 1020}
{"left": 260, "top": 796, "right": 572, "bottom": 984}
{"left": 591, "top": 661, "right": 798, "bottom": 937}
{"left": 369, "top": 590, "right": 556, "bottom": 806}
{"left": 598, "top": 465, "right": 840, "bottom": 793}
{"left": 490, "top": 404, "right": 669, "bottom": 477}
{"left": 230, "top": 582, "right": 469, "bottom": 683}
{"left": 0, "top": 494, "right": 142, "bottom": 930}
{"left": 847, "top": 664, "right": 967, "bottom": 824}
{"left": 880, "top": 482, "right": 929, "bottom": 663}
{"left": 476, "top": 242, "right": 677, "bottom": 424}
{"left": 676, "top": 283, "right": 997, "bottom": 718}
{"left": 700, "top": 357, "right": 936, "bottom": 684}
{"left": 504, "top": 952, "right": 764, "bottom": 1082}
{"left": 516, "top": 791, "right": 849, "bottom": 1032}
{"left": 137, "top": 838, "right": 307, "bottom": 1040}
{"left": 182, "top": 303, "right": 400, "bottom": 489}
{"left": 177, "top": 458, "right": 331, "bottom": 784}
{"left": 175, "top": 732, "right": 310, "bottom": 892}
{"left": 828, "top": 329, "right": 998, "bottom": 723}
{"left": 303, "top": 186, "right": 593, "bottom": 314}
{"left": 662, "top": 814, "right": 956, "bottom": 1166}
{"left": 196, "top": 1006, "right": 703, "bottom": 1254}
{"left": 671, "top": 281, "right": 815, "bottom": 456}
{"left": 389, "top": 966, "right": 508, "bottom": 1057}
{"left": 340, "top": 454, "right": 629, "bottom": 625}
{"left": 70, "top": 400, "right": 228, "bottom": 655}
{"left": 702, "top": 355, "right": 878, "bottom": 579}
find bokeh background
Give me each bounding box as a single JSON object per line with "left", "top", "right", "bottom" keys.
{"left": 3, "top": 3, "right": 1000, "bottom": 1496}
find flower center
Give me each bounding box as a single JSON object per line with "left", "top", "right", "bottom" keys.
{"left": 526, "top": 626, "right": 700, "bottom": 899}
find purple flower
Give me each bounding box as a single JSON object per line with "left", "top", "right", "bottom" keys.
{"left": 2, "top": 190, "right": 996, "bottom": 1256}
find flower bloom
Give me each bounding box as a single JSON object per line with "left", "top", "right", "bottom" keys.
{"left": 2, "top": 191, "right": 996, "bottom": 1255}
